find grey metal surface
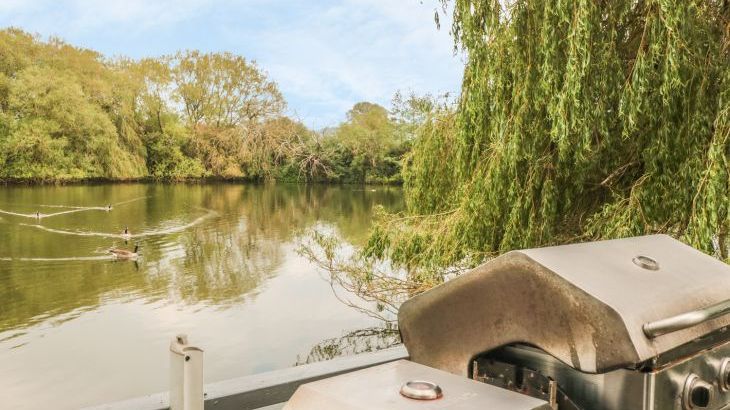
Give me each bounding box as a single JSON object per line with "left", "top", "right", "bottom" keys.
{"left": 522, "top": 235, "right": 730, "bottom": 363}
{"left": 644, "top": 298, "right": 730, "bottom": 338}
{"left": 82, "top": 346, "right": 407, "bottom": 410}
{"left": 283, "top": 360, "right": 552, "bottom": 410}
{"left": 399, "top": 235, "right": 730, "bottom": 375}
{"left": 477, "top": 345, "right": 643, "bottom": 410}
{"left": 472, "top": 356, "right": 580, "bottom": 409}
{"left": 483, "top": 340, "right": 730, "bottom": 410}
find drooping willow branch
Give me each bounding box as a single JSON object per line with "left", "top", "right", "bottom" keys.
{"left": 370, "top": 0, "right": 729, "bottom": 273}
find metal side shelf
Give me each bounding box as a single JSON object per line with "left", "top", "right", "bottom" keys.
{"left": 82, "top": 345, "right": 407, "bottom": 410}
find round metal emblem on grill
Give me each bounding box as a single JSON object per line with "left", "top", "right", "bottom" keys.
{"left": 400, "top": 380, "right": 443, "bottom": 400}
{"left": 632, "top": 255, "right": 660, "bottom": 271}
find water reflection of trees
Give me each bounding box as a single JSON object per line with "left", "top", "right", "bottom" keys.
{"left": 294, "top": 324, "right": 401, "bottom": 366}
{"left": 0, "top": 259, "right": 151, "bottom": 332}
{"left": 0, "top": 183, "right": 403, "bottom": 333}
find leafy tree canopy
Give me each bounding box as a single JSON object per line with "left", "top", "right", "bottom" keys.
{"left": 0, "top": 29, "right": 414, "bottom": 184}
{"left": 365, "top": 0, "right": 730, "bottom": 274}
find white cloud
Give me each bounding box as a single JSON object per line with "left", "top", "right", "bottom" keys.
{"left": 0, "top": 0, "right": 42, "bottom": 14}
{"left": 64, "top": 0, "right": 203, "bottom": 31}
{"left": 230, "top": 0, "right": 463, "bottom": 127}
{"left": 0, "top": 0, "right": 463, "bottom": 128}
{"left": 1, "top": 0, "right": 210, "bottom": 36}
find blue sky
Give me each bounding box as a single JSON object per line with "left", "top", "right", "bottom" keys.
{"left": 0, "top": 0, "right": 464, "bottom": 128}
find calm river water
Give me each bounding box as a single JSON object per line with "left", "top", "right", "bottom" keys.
{"left": 0, "top": 183, "right": 403, "bottom": 409}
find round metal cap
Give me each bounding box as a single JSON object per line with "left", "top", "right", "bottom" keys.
{"left": 632, "top": 255, "right": 660, "bottom": 271}
{"left": 400, "top": 380, "right": 443, "bottom": 400}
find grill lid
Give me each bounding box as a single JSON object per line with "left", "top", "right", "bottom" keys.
{"left": 398, "top": 235, "right": 730, "bottom": 375}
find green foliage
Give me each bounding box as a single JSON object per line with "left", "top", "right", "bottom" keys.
{"left": 402, "top": 106, "right": 457, "bottom": 214}
{"left": 145, "top": 127, "right": 206, "bottom": 181}
{"left": 329, "top": 99, "right": 433, "bottom": 184}
{"left": 0, "top": 29, "right": 147, "bottom": 181}
{"left": 335, "top": 102, "right": 397, "bottom": 181}
{"left": 0, "top": 118, "right": 72, "bottom": 180}
{"left": 366, "top": 0, "right": 729, "bottom": 273}
{"left": 0, "top": 28, "right": 420, "bottom": 185}
{"left": 170, "top": 50, "right": 285, "bottom": 127}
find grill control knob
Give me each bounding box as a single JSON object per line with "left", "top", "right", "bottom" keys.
{"left": 683, "top": 374, "right": 714, "bottom": 409}
{"left": 719, "top": 358, "right": 730, "bottom": 391}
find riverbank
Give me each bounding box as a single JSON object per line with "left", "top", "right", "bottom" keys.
{"left": 1, "top": 30, "right": 422, "bottom": 192}
{"left": 0, "top": 176, "right": 404, "bottom": 186}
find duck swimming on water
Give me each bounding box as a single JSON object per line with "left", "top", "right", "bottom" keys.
{"left": 109, "top": 244, "right": 139, "bottom": 260}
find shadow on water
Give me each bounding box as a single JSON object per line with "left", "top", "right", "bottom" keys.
{"left": 294, "top": 323, "right": 401, "bottom": 366}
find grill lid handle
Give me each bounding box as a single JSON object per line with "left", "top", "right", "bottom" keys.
{"left": 643, "top": 298, "right": 730, "bottom": 338}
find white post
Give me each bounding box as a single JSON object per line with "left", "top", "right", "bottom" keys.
{"left": 170, "top": 334, "right": 204, "bottom": 410}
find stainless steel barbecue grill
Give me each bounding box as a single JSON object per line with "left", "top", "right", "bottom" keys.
{"left": 284, "top": 234, "right": 730, "bottom": 410}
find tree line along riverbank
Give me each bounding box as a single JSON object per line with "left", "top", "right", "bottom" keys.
{"left": 0, "top": 28, "right": 440, "bottom": 185}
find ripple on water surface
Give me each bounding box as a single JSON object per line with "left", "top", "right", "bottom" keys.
{"left": 0, "top": 183, "right": 404, "bottom": 409}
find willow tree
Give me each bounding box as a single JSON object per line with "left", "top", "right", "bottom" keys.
{"left": 365, "top": 0, "right": 729, "bottom": 274}
{"left": 0, "top": 29, "right": 147, "bottom": 181}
